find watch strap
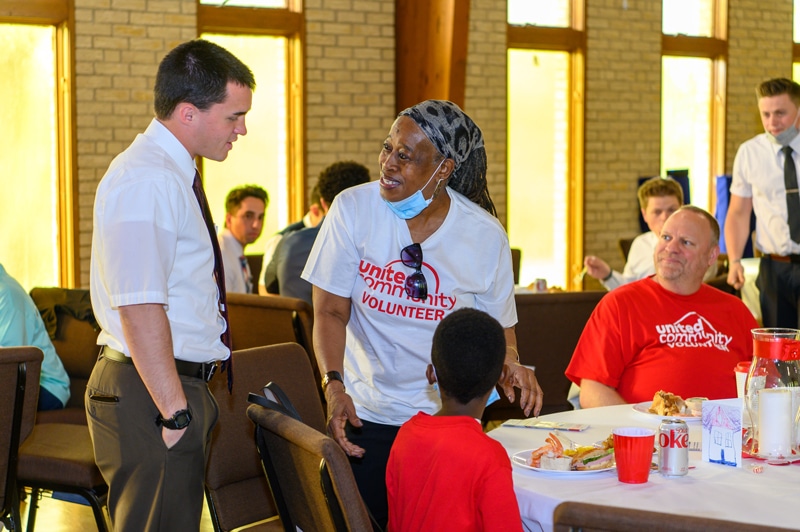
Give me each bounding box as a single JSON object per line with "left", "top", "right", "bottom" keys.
{"left": 322, "top": 370, "right": 345, "bottom": 392}
{"left": 156, "top": 408, "right": 192, "bottom": 430}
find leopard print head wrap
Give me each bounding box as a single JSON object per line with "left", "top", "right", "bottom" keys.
{"left": 398, "top": 100, "right": 496, "bottom": 216}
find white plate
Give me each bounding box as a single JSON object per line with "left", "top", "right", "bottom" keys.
{"left": 510, "top": 449, "right": 615, "bottom": 474}
{"left": 632, "top": 401, "right": 702, "bottom": 423}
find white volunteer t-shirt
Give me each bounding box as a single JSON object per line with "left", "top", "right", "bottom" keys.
{"left": 302, "top": 181, "right": 516, "bottom": 425}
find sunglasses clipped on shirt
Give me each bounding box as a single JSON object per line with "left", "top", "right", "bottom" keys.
{"left": 400, "top": 243, "right": 428, "bottom": 301}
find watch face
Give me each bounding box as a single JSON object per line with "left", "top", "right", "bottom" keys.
{"left": 173, "top": 411, "right": 191, "bottom": 428}
{"left": 160, "top": 409, "right": 192, "bottom": 429}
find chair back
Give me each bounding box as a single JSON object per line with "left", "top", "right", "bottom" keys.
{"left": 205, "top": 343, "right": 325, "bottom": 532}
{"left": 29, "top": 287, "right": 100, "bottom": 417}
{"left": 247, "top": 404, "right": 373, "bottom": 532}
{"left": 618, "top": 238, "right": 635, "bottom": 261}
{"left": 483, "top": 291, "right": 606, "bottom": 421}
{"left": 553, "top": 501, "right": 791, "bottom": 532}
{"left": 0, "top": 347, "right": 43, "bottom": 528}
{"left": 226, "top": 292, "right": 319, "bottom": 386}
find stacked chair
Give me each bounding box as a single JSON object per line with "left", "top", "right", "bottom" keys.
{"left": 0, "top": 347, "right": 42, "bottom": 531}
{"left": 205, "top": 342, "right": 327, "bottom": 531}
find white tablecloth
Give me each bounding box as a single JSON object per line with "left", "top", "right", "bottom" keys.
{"left": 489, "top": 404, "right": 799, "bottom": 532}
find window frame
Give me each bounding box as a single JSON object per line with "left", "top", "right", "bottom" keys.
{"left": 506, "top": 0, "right": 585, "bottom": 290}
{"left": 1, "top": 0, "right": 78, "bottom": 287}
{"left": 661, "top": 0, "right": 728, "bottom": 212}
{"left": 197, "top": 2, "right": 306, "bottom": 222}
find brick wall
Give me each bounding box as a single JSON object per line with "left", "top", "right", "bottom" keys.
{"left": 68, "top": 1, "right": 797, "bottom": 287}
{"left": 583, "top": 0, "right": 662, "bottom": 286}
{"left": 74, "top": 0, "right": 196, "bottom": 286}
{"left": 303, "top": 0, "right": 395, "bottom": 192}
{"left": 464, "top": 0, "right": 508, "bottom": 223}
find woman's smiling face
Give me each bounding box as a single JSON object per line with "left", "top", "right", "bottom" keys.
{"left": 378, "top": 116, "right": 444, "bottom": 203}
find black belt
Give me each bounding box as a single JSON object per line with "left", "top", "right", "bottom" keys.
{"left": 101, "top": 346, "right": 218, "bottom": 382}
{"left": 765, "top": 254, "right": 800, "bottom": 264}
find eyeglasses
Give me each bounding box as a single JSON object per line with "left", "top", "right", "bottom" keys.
{"left": 400, "top": 243, "right": 428, "bottom": 301}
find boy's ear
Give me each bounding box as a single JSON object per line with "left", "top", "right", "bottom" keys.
{"left": 426, "top": 364, "right": 436, "bottom": 385}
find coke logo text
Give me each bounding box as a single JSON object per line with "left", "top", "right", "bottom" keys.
{"left": 659, "top": 430, "right": 688, "bottom": 448}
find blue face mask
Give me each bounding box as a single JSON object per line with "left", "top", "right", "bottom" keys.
{"left": 384, "top": 159, "right": 445, "bottom": 220}
{"left": 766, "top": 109, "right": 800, "bottom": 146}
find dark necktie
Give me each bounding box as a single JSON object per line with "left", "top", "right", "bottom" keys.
{"left": 192, "top": 171, "right": 233, "bottom": 391}
{"left": 783, "top": 146, "right": 800, "bottom": 243}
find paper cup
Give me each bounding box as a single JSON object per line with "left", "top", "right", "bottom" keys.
{"left": 613, "top": 427, "right": 655, "bottom": 484}
{"left": 735, "top": 361, "right": 750, "bottom": 398}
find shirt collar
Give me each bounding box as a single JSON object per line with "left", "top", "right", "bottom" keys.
{"left": 144, "top": 119, "right": 197, "bottom": 187}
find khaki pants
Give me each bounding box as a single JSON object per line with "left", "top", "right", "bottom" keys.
{"left": 86, "top": 356, "right": 218, "bottom": 532}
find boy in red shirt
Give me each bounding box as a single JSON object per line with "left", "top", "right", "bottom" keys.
{"left": 386, "top": 308, "right": 523, "bottom": 531}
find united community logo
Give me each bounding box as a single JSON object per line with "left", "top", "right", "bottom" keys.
{"left": 654, "top": 312, "right": 733, "bottom": 351}
{"left": 357, "top": 258, "right": 455, "bottom": 321}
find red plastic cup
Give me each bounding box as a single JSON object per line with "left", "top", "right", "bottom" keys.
{"left": 613, "top": 427, "right": 655, "bottom": 484}
{"left": 734, "top": 361, "right": 751, "bottom": 398}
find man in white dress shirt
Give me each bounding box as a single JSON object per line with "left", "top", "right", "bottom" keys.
{"left": 219, "top": 185, "right": 268, "bottom": 293}
{"left": 584, "top": 176, "right": 683, "bottom": 289}
{"left": 88, "top": 39, "right": 254, "bottom": 531}
{"left": 726, "top": 78, "right": 800, "bottom": 328}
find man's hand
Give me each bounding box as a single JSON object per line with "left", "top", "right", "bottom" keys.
{"left": 325, "top": 384, "right": 365, "bottom": 457}
{"left": 584, "top": 256, "right": 611, "bottom": 281}
{"left": 162, "top": 426, "right": 187, "bottom": 449}
{"left": 499, "top": 363, "right": 543, "bottom": 417}
{"left": 727, "top": 261, "right": 745, "bottom": 290}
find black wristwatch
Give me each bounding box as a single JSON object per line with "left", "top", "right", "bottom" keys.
{"left": 156, "top": 408, "right": 192, "bottom": 430}
{"left": 321, "top": 370, "right": 345, "bottom": 392}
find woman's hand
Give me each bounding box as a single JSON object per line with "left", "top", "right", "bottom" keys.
{"left": 499, "top": 363, "right": 543, "bottom": 417}
{"left": 325, "top": 385, "right": 365, "bottom": 457}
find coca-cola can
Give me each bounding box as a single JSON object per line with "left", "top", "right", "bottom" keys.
{"left": 658, "top": 418, "right": 689, "bottom": 477}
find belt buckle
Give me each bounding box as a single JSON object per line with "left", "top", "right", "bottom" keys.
{"left": 203, "top": 362, "right": 217, "bottom": 382}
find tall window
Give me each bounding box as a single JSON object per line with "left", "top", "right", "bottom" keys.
{"left": 661, "top": 0, "right": 726, "bottom": 212}
{"left": 201, "top": 34, "right": 288, "bottom": 249}
{"left": 507, "top": 0, "right": 584, "bottom": 289}
{"left": 199, "top": 1, "right": 303, "bottom": 251}
{"left": 1, "top": 6, "right": 74, "bottom": 289}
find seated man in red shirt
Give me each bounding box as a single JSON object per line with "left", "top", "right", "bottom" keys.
{"left": 566, "top": 206, "right": 758, "bottom": 407}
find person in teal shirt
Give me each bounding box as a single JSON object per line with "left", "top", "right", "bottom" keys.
{"left": 0, "top": 264, "right": 70, "bottom": 410}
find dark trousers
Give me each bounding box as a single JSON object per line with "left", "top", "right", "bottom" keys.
{"left": 757, "top": 257, "right": 800, "bottom": 328}
{"left": 85, "top": 356, "right": 218, "bottom": 532}
{"left": 346, "top": 419, "right": 400, "bottom": 531}
{"left": 37, "top": 386, "right": 65, "bottom": 411}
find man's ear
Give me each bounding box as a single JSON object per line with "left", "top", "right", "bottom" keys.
{"left": 175, "top": 102, "right": 196, "bottom": 125}
{"left": 425, "top": 364, "right": 436, "bottom": 385}
{"left": 708, "top": 244, "right": 720, "bottom": 268}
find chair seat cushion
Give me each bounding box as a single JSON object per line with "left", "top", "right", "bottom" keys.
{"left": 17, "top": 423, "right": 105, "bottom": 488}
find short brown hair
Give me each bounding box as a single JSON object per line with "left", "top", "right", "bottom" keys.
{"left": 756, "top": 78, "right": 800, "bottom": 107}
{"left": 637, "top": 176, "right": 684, "bottom": 210}
{"left": 225, "top": 185, "right": 268, "bottom": 215}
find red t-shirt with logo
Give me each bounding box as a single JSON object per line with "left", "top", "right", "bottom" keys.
{"left": 566, "top": 277, "right": 758, "bottom": 403}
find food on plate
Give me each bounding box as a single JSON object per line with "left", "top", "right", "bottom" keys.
{"left": 528, "top": 432, "right": 615, "bottom": 471}
{"left": 684, "top": 397, "right": 708, "bottom": 417}
{"left": 648, "top": 390, "right": 688, "bottom": 416}
{"left": 540, "top": 454, "right": 572, "bottom": 471}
